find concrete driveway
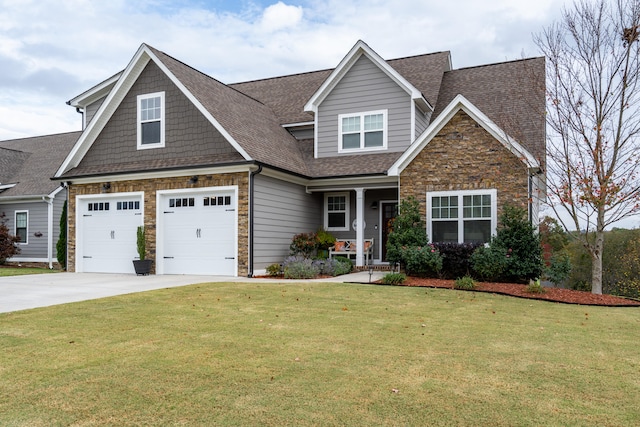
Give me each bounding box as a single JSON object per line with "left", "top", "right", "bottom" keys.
{"left": 0, "top": 271, "right": 384, "bottom": 313}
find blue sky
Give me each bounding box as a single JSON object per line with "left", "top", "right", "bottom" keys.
{"left": 0, "top": 0, "right": 568, "bottom": 140}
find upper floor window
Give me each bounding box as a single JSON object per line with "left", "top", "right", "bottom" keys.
{"left": 137, "top": 92, "right": 165, "bottom": 149}
{"left": 427, "top": 189, "right": 497, "bottom": 244}
{"left": 338, "top": 110, "right": 387, "bottom": 153}
{"left": 15, "top": 211, "right": 28, "bottom": 244}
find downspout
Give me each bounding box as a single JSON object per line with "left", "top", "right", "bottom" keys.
{"left": 248, "top": 163, "right": 263, "bottom": 277}
{"left": 42, "top": 196, "right": 54, "bottom": 269}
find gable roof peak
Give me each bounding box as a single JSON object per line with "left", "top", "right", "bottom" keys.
{"left": 304, "top": 40, "right": 433, "bottom": 113}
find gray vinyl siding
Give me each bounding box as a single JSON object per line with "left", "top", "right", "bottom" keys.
{"left": 0, "top": 201, "right": 49, "bottom": 259}
{"left": 253, "top": 174, "right": 322, "bottom": 270}
{"left": 316, "top": 55, "right": 413, "bottom": 158}
{"left": 415, "top": 107, "right": 430, "bottom": 140}
{"left": 85, "top": 97, "right": 106, "bottom": 129}
{"left": 52, "top": 190, "right": 67, "bottom": 258}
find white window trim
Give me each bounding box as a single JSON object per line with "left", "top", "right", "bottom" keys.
{"left": 324, "top": 192, "right": 350, "bottom": 232}
{"left": 137, "top": 91, "right": 165, "bottom": 150}
{"left": 15, "top": 210, "right": 28, "bottom": 245}
{"left": 426, "top": 189, "right": 497, "bottom": 243}
{"left": 338, "top": 109, "right": 388, "bottom": 153}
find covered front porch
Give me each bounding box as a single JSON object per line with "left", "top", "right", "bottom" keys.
{"left": 307, "top": 183, "right": 398, "bottom": 267}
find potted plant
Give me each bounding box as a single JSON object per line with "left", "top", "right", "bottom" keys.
{"left": 132, "top": 226, "right": 152, "bottom": 275}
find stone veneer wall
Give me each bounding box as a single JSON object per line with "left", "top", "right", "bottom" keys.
{"left": 67, "top": 172, "right": 249, "bottom": 275}
{"left": 400, "top": 110, "right": 530, "bottom": 222}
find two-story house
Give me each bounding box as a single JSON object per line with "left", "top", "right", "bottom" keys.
{"left": 54, "top": 40, "right": 545, "bottom": 276}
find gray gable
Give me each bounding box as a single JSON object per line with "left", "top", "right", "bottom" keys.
{"left": 0, "top": 132, "right": 80, "bottom": 197}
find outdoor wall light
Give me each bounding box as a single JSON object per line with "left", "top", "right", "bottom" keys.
{"left": 189, "top": 176, "right": 199, "bottom": 184}
{"left": 102, "top": 182, "right": 111, "bottom": 192}
{"left": 370, "top": 201, "right": 378, "bottom": 209}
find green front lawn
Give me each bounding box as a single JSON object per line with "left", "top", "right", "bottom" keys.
{"left": 0, "top": 267, "right": 59, "bottom": 276}
{"left": 1, "top": 282, "right": 638, "bottom": 426}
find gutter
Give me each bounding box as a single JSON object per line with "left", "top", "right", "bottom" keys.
{"left": 248, "top": 163, "right": 263, "bottom": 277}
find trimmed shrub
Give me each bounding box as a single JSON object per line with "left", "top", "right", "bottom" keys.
{"left": 382, "top": 272, "right": 407, "bottom": 285}
{"left": 283, "top": 256, "right": 320, "bottom": 279}
{"left": 386, "top": 197, "right": 427, "bottom": 266}
{"left": 454, "top": 275, "right": 476, "bottom": 290}
{"left": 266, "top": 263, "right": 282, "bottom": 277}
{"left": 400, "top": 245, "right": 443, "bottom": 277}
{"left": 332, "top": 256, "right": 353, "bottom": 274}
{"left": 470, "top": 245, "right": 508, "bottom": 281}
{"left": 315, "top": 258, "right": 351, "bottom": 276}
{"left": 433, "top": 242, "right": 483, "bottom": 279}
{"left": 289, "top": 232, "right": 318, "bottom": 257}
{"left": 526, "top": 278, "right": 546, "bottom": 294}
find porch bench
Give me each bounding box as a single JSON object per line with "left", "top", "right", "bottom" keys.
{"left": 329, "top": 238, "right": 374, "bottom": 265}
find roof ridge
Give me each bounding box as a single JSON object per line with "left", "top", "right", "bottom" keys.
{"left": 147, "top": 45, "right": 268, "bottom": 107}
{"left": 451, "top": 56, "right": 544, "bottom": 72}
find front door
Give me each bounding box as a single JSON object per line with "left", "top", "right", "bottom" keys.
{"left": 381, "top": 202, "right": 398, "bottom": 261}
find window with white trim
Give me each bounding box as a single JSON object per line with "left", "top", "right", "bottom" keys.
{"left": 137, "top": 92, "right": 165, "bottom": 149}
{"left": 338, "top": 110, "right": 387, "bottom": 152}
{"left": 325, "top": 192, "right": 350, "bottom": 231}
{"left": 15, "top": 211, "right": 28, "bottom": 244}
{"left": 427, "top": 190, "right": 497, "bottom": 244}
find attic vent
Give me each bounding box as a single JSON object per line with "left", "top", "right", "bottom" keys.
{"left": 447, "top": 132, "right": 463, "bottom": 140}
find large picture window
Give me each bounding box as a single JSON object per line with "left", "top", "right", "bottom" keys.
{"left": 325, "top": 192, "right": 350, "bottom": 231}
{"left": 15, "top": 211, "right": 28, "bottom": 244}
{"left": 427, "top": 190, "right": 497, "bottom": 244}
{"left": 338, "top": 110, "right": 387, "bottom": 152}
{"left": 137, "top": 92, "right": 165, "bottom": 149}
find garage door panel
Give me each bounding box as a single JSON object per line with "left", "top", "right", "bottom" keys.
{"left": 78, "top": 197, "right": 142, "bottom": 274}
{"left": 160, "top": 190, "right": 236, "bottom": 275}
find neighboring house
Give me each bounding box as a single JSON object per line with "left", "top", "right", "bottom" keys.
{"left": 53, "top": 40, "right": 545, "bottom": 276}
{"left": 0, "top": 132, "right": 80, "bottom": 267}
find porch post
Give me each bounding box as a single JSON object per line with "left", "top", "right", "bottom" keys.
{"left": 355, "top": 188, "right": 364, "bottom": 267}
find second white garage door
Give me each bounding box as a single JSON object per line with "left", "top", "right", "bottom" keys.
{"left": 157, "top": 187, "right": 237, "bottom": 275}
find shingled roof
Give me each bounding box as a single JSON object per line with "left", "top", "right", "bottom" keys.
{"left": 58, "top": 43, "right": 544, "bottom": 181}
{"left": 0, "top": 131, "right": 80, "bottom": 197}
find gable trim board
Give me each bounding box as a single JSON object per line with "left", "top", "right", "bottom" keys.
{"left": 388, "top": 94, "right": 540, "bottom": 176}
{"left": 56, "top": 44, "right": 252, "bottom": 178}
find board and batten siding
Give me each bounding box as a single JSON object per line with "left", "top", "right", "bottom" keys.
{"left": 316, "top": 55, "right": 413, "bottom": 158}
{"left": 252, "top": 174, "right": 322, "bottom": 270}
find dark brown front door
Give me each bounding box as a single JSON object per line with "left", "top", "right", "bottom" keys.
{"left": 381, "top": 202, "right": 398, "bottom": 261}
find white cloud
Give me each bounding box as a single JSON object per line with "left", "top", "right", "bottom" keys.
{"left": 0, "top": 0, "right": 571, "bottom": 141}
{"left": 260, "top": 2, "right": 303, "bottom": 32}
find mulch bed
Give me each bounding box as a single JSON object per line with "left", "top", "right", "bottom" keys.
{"left": 396, "top": 277, "right": 640, "bottom": 307}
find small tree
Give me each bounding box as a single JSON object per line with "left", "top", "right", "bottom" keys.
{"left": 137, "top": 226, "right": 146, "bottom": 261}
{"left": 534, "top": 0, "right": 640, "bottom": 293}
{"left": 56, "top": 200, "right": 67, "bottom": 270}
{"left": 0, "top": 212, "right": 21, "bottom": 264}
{"left": 386, "top": 196, "right": 427, "bottom": 266}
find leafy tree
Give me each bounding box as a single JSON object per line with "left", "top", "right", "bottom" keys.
{"left": 56, "top": 200, "right": 67, "bottom": 270}
{"left": 0, "top": 212, "right": 20, "bottom": 264}
{"left": 534, "top": 0, "right": 640, "bottom": 293}
{"left": 386, "top": 196, "right": 427, "bottom": 265}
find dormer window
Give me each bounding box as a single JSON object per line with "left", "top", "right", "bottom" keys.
{"left": 137, "top": 92, "right": 165, "bottom": 149}
{"left": 338, "top": 110, "right": 387, "bottom": 153}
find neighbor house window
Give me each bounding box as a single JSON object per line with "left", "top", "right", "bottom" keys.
{"left": 137, "top": 92, "right": 165, "bottom": 149}
{"left": 15, "top": 211, "right": 28, "bottom": 244}
{"left": 325, "top": 192, "right": 349, "bottom": 231}
{"left": 338, "top": 110, "right": 387, "bottom": 152}
{"left": 427, "top": 190, "right": 497, "bottom": 244}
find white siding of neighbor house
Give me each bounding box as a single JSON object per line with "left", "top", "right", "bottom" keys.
{"left": 316, "top": 55, "right": 413, "bottom": 158}
{"left": 253, "top": 174, "right": 322, "bottom": 270}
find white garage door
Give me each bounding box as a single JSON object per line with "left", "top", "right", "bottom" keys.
{"left": 79, "top": 196, "right": 143, "bottom": 273}
{"left": 159, "top": 189, "right": 236, "bottom": 275}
